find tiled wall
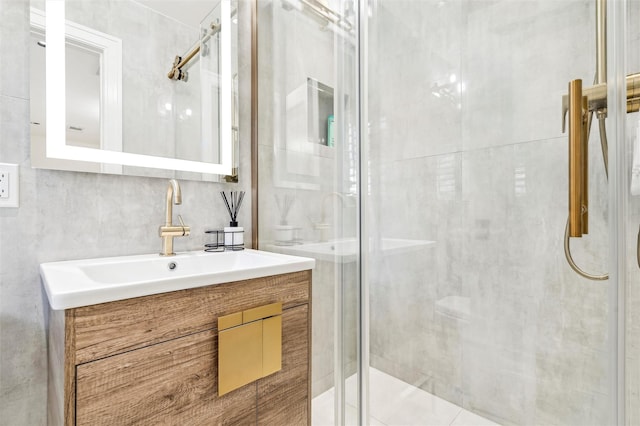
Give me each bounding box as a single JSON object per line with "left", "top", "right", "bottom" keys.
{"left": 0, "top": 1, "right": 252, "bottom": 424}
{"left": 368, "top": 0, "right": 622, "bottom": 424}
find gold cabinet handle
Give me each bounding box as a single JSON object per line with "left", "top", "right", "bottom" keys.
{"left": 218, "top": 303, "right": 283, "bottom": 396}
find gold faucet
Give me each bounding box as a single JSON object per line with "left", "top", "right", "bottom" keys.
{"left": 159, "top": 179, "right": 190, "bottom": 256}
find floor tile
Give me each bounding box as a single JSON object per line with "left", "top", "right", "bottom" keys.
{"left": 380, "top": 385, "right": 462, "bottom": 426}
{"left": 313, "top": 388, "right": 335, "bottom": 426}
{"left": 368, "top": 369, "right": 420, "bottom": 421}
{"left": 313, "top": 368, "right": 499, "bottom": 426}
{"left": 450, "top": 409, "right": 500, "bottom": 426}
{"left": 345, "top": 403, "right": 387, "bottom": 426}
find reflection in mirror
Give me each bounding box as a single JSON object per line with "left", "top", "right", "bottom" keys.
{"left": 31, "top": 0, "right": 240, "bottom": 180}
{"left": 31, "top": 38, "right": 101, "bottom": 149}
{"left": 30, "top": 6, "right": 123, "bottom": 174}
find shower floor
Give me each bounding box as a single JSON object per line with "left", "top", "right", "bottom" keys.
{"left": 312, "top": 368, "right": 499, "bottom": 426}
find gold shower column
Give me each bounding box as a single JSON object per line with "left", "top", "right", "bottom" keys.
{"left": 568, "top": 79, "right": 588, "bottom": 238}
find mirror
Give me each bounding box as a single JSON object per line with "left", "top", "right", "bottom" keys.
{"left": 31, "top": 0, "right": 241, "bottom": 180}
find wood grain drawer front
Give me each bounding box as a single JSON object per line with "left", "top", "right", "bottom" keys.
{"left": 257, "top": 305, "right": 310, "bottom": 425}
{"left": 72, "top": 270, "right": 311, "bottom": 364}
{"left": 75, "top": 329, "right": 257, "bottom": 426}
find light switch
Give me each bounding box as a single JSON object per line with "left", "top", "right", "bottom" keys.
{"left": 0, "top": 163, "right": 19, "bottom": 208}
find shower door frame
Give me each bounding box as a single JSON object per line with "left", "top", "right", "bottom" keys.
{"left": 608, "top": 0, "right": 627, "bottom": 423}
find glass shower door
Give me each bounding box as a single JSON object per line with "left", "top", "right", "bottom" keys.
{"left": 256, "top": 0, "right": 360, "bottom": 424}
{"left": 362, "top": 0, "right": 634, "bottom": 424}
{"left": 257, "top": 0, "right": 639, "bottom": 423}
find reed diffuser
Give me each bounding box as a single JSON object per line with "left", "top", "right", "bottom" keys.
{"left": 221, "top": 191, "right": 245, "bottom": 248}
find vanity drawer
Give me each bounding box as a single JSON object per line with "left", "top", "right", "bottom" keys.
{"left": 75, "top": 329, "right": 257, "bottom": 426}
{"left": 70, "top": 270, "right": 311, "bottom": 364}
{"left": 74, "top": 304, "right": 309, "bottom": 426}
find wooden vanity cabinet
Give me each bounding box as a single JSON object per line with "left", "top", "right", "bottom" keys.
{"left": 47, "top": 270, "right": 312, "bottom": 426}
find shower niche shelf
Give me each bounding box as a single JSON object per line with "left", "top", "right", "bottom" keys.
{"left": 274, "top": 78, "right": 335, "bottom": 190}
{"left": 286, "top": 78, "right": 334, "bottom": 148}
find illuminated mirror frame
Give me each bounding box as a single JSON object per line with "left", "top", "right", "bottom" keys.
{"left": 31, "top": 6, "right": 123, "bottom": 175}
{"left": 45, "top": 0, "right": 233, "bottom": 176}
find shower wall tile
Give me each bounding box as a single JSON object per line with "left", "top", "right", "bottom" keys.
{"left": 368, "top": 0, "right": 615, "bottom": 422}
{"left": 283, "top": 14, "right": 335, "bottom": 93}
{"left": 369, "top": 152, "right": 465, "bottom": 404}
{"left": 369, "top": 245, "right": 465, "bottom": 404}
{"left": 369, "top": 0, "right": 463, "bottom": 164}
{"left": 459, "top": 144, "right": 540, "bottom": 424}
{"left": 369, "top": 138, "right": 610, "bottom": 424}
{"left": 461, "top": 0, "right": 593, "bottom": 151}
{"left": 458, "top": 139, "right": 609, "bottom": 425}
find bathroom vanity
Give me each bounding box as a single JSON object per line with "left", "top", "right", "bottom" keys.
{"left": 41, "top": 250, "right": 314, "bottom": 425}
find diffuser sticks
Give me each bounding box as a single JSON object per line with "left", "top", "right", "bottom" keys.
{"left": 221, "top": 191, "right": 245, "bottom": 227}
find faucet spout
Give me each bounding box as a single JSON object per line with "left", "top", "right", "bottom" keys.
{"left": 165, "top": 179, "right": 182, "bottom": 226}
{"left": 160, "top": 179, "right": 190, "bottom": 256}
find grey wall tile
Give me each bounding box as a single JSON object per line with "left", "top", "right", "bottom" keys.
{"left": 0, "top": 0, "right": 29, "bottom": 100}
{"left": 0, "top": 1, "right": 253, "bottom": 425}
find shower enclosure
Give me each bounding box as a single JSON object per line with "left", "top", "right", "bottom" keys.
{"left": 257, "top": 0, "right": 639, "bottom": 424}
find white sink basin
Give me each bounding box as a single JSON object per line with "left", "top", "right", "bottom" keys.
{"left": 267, "top": 238, "right": 435, "bottom": 263}
{"left": 40, "top": 249, "right": 315, "bottom": 310}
